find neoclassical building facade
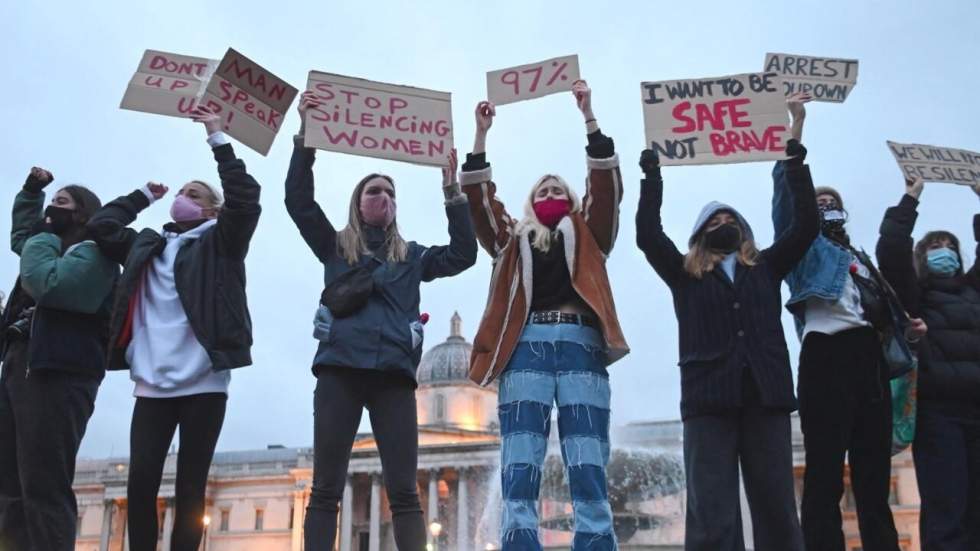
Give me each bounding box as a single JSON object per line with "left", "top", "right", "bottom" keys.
{"left": 73, "top": 314, "right": 924, "bottom": 551}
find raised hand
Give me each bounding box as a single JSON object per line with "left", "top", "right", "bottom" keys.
{"left": 639, "top": 149, "right": 660, "bottom": 175}
{"left": 190, "top": 104, "right": 222, "bottom": 135}
{"left": 786, "top": 92, "right": 812, "bottom": 121}
{"left": 572, "top": 79, "right": 593, "bottom": 119}
{"left": 475, "top": 101, "right": 495, "bottom": 133}
{"left": 442, "top": 148, "right": 458, "bottom": 188}
{"left": 147, "top": 181, "right": 170, "bottom": 200}
{"left": 905, "top": 176, "right": 925, "bottom": 200}
{"left": 298, "top": 91, "right": 322, "bottom": 116}
{"left": 24, "top": 166, "right": 54, "bottom": 192}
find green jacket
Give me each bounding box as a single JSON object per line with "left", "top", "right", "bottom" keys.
{"left": 13, "top": 189, "right": 115, "bottom": 314}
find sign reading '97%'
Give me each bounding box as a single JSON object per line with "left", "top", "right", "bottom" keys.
{"left": 640, "top": 72, "right": 789, "bottom": 166}
{"left": 303, "top": 72, "right": 453, "bottom": 167}
{"left": 487, "top": 55, "right": 581, "bottom": 106}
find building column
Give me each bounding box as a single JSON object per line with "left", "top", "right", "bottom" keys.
{"left": 428, "top": 469, "right": 439, "bottom": 547}
{"left": 122, "top": 508, "right": 130, "bottom": 551}
{"left": 340, "top": 476, "right": 353, "bottom": 551}
{"left": 291, "top": 490, "right": 305, "bottom": 551}
{"left": 99, "top": 500, "right": 114, "bottom": 551}
{"left": 161, "top": 499, "right": 175, "bottom": 550}
{"left": 369, "top": 474, "right": 381, "bottom": 551}
{"left": 456, "top": 468, "right": 469, "bottom": 551}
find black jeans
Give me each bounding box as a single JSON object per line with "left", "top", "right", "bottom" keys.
{"left": 682, "top": 371, "right": 803, "bottom": 551}
{"left": 0, "top": 341, "right": 99, "bottom": 551}
{"left": 127, "top": 393, "right": 227, "bottom": 551}
{"left": 798, "top": 327, "right": 899, "bottom": 551}
{"left": 913, "top": 400, "right": 980, "bottom": 551}
{"left": 304, "top": 367, "right": 425, "bottom": 551}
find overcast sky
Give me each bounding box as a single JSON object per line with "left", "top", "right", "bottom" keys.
{"left": 1, "top": 0, "right": 977, "bottom": 458}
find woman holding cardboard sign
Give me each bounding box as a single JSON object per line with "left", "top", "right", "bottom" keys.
{"left": 635, "top": 136, "right": 817, "bottom": 551}
{"left": 461, "top": 80, "right": 627, "bottom": 551}
{"left": 286, "top": 90, "right": 477, "bottom": 551}
{"left": 876, "top": 177, "right": 980, "bottom": 551}
{"left": 86, "top": 105, "right": 261, "bottom": 551}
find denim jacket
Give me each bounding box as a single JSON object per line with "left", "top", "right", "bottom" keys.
{"left": 772, "top": 161, "right": 852, "bottom": 337}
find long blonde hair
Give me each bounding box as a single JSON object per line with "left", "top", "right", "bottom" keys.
{"left": 336, "top": 173, "right": 408, "bottom": 265}
{"left": 684, "top": 226, "right": 759, "bottom": 279}
{"left": 514, "top": 174, "right": 582, "bottom": 252}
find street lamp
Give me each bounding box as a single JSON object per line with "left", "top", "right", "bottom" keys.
{"left": 202, "top": 515, "right": 211, "bottom": 551}
{"left": 428, "top": 521, "right": 442, "bottom": 551}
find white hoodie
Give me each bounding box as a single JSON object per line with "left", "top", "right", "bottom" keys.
{"left": 127, "top": 219, "right": 231, "bottom": 398}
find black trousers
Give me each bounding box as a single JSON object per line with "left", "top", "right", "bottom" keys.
{"left": 0, "top": 341, "right": 99, "bottom": 551}
{"left": 798, "top": 327, "right": 899, "bottom": 551}
{"left": 304, "top": 366, "right": 425, "bottom": 551}
{"left": 913, "top": 400, "right": 980, "bottom": 551}
{"left": 682, "top": 372, "right": 803, "bottom": 551}
{"left": 127, "top": 393, "right": 226, "bottom": 551}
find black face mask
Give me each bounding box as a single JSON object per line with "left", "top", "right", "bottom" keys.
{"left": 818, "top": 204, "right": 847, "bottom": 235}
{"left": 44, "top": 205, "right": 76, "bottom": 235}
{"left": 705, "top": 223, "right": 742, "bottom": 253}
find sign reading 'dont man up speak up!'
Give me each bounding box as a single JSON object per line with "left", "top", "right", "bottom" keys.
{"left": 121, "top": 48, "right": 298, "bottom": 156}
{"left": 303, "top": 72, "right": 453, "bottom": 167}
{"left": 120, "top": 50, "right": 218, "bottom": 118}
{"left": 200, "top": 48, "right": 299, "bottom": 156}
{"left": 486, "top": 55, "right": 581, "bottom": 106}
{"left": 887, "top": 141, "right": 980, "bottom": 186}
{"left": 641, "top": 72, "right": 789, "bottom": 166}
{"left": 764, "top": 53, "right": 859, "bottom": 103}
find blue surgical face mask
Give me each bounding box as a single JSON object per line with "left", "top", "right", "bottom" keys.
{"left": 927, "top": 248, "right": 960, "bottom": 277}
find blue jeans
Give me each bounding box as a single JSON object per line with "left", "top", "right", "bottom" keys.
{"left": 498, "top": 322, "right": 616, "bottom": 551}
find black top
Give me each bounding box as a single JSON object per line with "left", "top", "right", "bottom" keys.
{"left": 530, "top": 231, "right": 577, "bottom": 311}
{"left": 635, "top": 162, "right": 819, "bottom": 419}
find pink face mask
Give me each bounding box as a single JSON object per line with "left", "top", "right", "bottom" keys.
{"left": 170, "top": 194, "right": 205, "bottom": 223}
{"left": 533, "top": 198, "right": 571, "bottom": 227}
{"left": 360, "top": 193, "right": 396, "bottom": 228}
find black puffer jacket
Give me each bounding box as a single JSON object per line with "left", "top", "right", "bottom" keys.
{"left": 876, "top": 194, "right": 980, "bottom": 403}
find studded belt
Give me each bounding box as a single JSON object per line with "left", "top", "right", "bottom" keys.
{"left": 528, "top": 310, "right": 598, "bottom": 329}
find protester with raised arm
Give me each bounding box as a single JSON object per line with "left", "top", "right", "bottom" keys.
{"left": 876, "top": 177, "right": 980, "bottom": 551}
{"left": 636, "top": 124, "right": 816, "bottom": 550}
{"left": 774, "top": 94, "right": 926, "bottom": 551}
{"left": 461, "top": 80, "right": 627, "bottom": 551}
{"left": 86, "top": 105, "right": 261, "bottom": 551}
{"left": 287, "top": 90, "right": 476, "bottom": 551}
{"left": 0, "top": 168, "right": 116, "bottom": 551}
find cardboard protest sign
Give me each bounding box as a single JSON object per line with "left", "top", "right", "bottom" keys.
{"left": 120, "top": 50, "right": 218, "bottom": 118}
{"left": 200, "top": 48, "right": 298, "bottom": 156}
{"left": 487, "top": 55, "right": 580, "bottom": 106}
{"left": 303, "top": 72, "right": 453, "bottom": 167}
{"left": 887, "top": 141, "right": 980, "bottom": 186}
{"left": 764, "top": 52, "right": 859, "bottom": 103}
{"left": 640, "top": 72, "right": 789, "bottom": 166}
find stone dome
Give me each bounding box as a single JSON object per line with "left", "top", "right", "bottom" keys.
{"left": 417, "top": 312, "right": 475, "bottom": 386}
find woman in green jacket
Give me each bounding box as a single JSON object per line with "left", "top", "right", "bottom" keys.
{"left": 0, "top": 167, "right": 117, "bottom": 551}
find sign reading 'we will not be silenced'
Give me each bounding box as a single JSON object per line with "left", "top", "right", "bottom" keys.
{"left": 887, "top": 141, "right": 980, "bottom": 186}
{"left": 641, "top": 72, "right": 789, "bottom": 166}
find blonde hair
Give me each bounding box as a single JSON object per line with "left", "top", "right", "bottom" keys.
{"left": 336, "top": 173, "right": 408, "bottom": 265}
{"left": 514, "top": 174, "right": 582, "bottom": 252}
{"left": 683, "top": 227, "right": 759, "bottom": 279}
{"left": 187, "top": 180, "right": 224, "bottom": 209}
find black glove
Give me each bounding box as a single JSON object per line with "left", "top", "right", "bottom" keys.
{"left": 639, "top": 149, "right": 661, "bottom": 176}
{"left": 785, "top": 139, "right": 807, "bottom": 166}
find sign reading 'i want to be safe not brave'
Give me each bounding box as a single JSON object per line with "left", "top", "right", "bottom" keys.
{"left": 641, "top": 72, "right": 790, "bottom": 166}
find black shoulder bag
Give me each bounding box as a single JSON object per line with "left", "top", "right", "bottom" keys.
{"left": 320, "top": 257, "right": 384, "bottom": 318}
